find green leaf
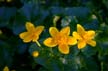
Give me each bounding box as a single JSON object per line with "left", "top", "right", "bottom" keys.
{"left": 81, "top": 46, "right": 97, "bottom": 57}
{"left": 78, "top": 53, "right": 99, "bottom": 71}
{"left": 0, "top": 7, "right": 17, "bottom": 27}
{"left": 12, "top": 13, "right": 27, "bottom": 35}
{"left": 0, "top": 40, "right": 12, "bottom": 66}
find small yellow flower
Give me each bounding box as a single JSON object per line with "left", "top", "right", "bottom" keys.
{"left": 44, "top": 26, "right": 77, "bottom": 54}
{"left": 32, "top": 51, "right": 39, "bottom": 57}
{"left": 73, "top": 24, "right": 96, "bottom": 49}
{"left": 3, "top": 66, "right": 9, "bottom": 71}
{"left": 19, "top": 22, "right": 44, "bottom": 43}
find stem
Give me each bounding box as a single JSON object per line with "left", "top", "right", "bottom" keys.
{"left": 36, "top": 41, "right": 41, "bottom": 47}
{"left": 101, "top": 61, "right": 103, "bottom": 71}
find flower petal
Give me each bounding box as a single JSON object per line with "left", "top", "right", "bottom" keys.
{"left": 19, "top": 32, "right": 29, "bottom": 39}
{"left": 72, "top": 32, "right": 82, "bottom": 40}
{"left": 26, "top": 22, "right": 35, "bottom": 31}
{"left": 60, "top": 26, "right": 70, "bottom": 35}
{"left": 49, "top": 27, "right": 59, "bottom": 37}
{"left": 77, "top": 24, "right": 85, "bottom": 35}
{"left": 35, "top": 26, "right": 44, "bottom": 35}
{"left": 86, "top": 30, "right": 95, "bottom": 39}
{"left": 87, "top": 40, "right": 96, "bottom": 47}
{"left": 78, "top": 40, "right": 86, "bottom": 49}
{"left": 23, "top": 34, "right": 33, "bottom": 42}
{"left": 19, "top": 31, "right": 33, "bottom": 42}
{"left": 58, "top": 44, "right": 69, "bottom": 54}
{"left": 68, "top": 36, "right": 77, "bottom": 45}
{"left": 44, "top": 37, "right": 57, "bottom": 47}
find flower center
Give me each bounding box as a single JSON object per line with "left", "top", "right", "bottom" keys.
{"left": 81, "top": 32, "right": 90, "bottom": 42}
{"left": 30, "top": 31, "right": 38, "bottom": 40}
{"left": 54, "top": 33, "right": 68, "bottom": 45}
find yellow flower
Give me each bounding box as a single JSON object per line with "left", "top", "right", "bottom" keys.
{"left": 3, "top": 66, "right": 9, "bottom": 71}
{"left": 19, "top": 22, "right": 44, "bottom": 43}
{"left": 32, "top": 51, "right": 39, "bottom": 57}
{"left": 73, "top": 24, "right": 96, "bottom": 49}
{"left": 44, "top": 26, "right": 77, "bottom": 54}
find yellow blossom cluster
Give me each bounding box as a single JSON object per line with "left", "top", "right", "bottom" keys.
{"left": 19, "top": 22, "right": 96, "bottom": 55}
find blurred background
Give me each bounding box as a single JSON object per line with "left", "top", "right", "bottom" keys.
{"left": 0, "top": 0, "right": 108, "bottom": 71}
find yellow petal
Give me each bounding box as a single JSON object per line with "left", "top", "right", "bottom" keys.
{"left": 78, "top": 40, "right": 86, "bottom": 49}
{"left": 77, "top": 24, "right": 85, "bottom": 35}
{"left": 87, "top": 40, "right": 96, "bottom": 47}
{"left": 49, "top": 27, "right": 59, "bottom": 37}
{"left": 26, "top": 22, "right": 35, "bottom": 31}
{"left": 19, "top": 32, "right": 29, "bottom": 39}
{"left": 35, "top": 26, "right": 44, "bottom": 35}
{"left": 68, "top": 36, "right": 77, "bottom": 45}
{"left": 23, "top": 34, "right": 33, "bottom": 42}
{"left": 86, "top": 30, "right": 95, "bottom": 39}
{"left": 72, "top": 32, "right": 82, "bottom": 40}
{"left": 3, "top": 66, "right": 9, "bottom": 71}
{"left": 58, "top": 44, "right": 69, "bottom": 54}
{"left": 44, "top": 37, "right": 57, "bottom": 47}
{"left": 60, "top": 26, "right": 70, "bottom": 35}
{"left": 19, "top": 32, "right": 34, "bottom": 42}
{"left": 19, "top": 32, "right": 32, "bottom": 42}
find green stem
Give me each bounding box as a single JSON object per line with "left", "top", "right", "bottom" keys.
{"left": 36, "top": 41, "right": 41, "bottom": 47}
{"left": 101, "top": 61, "right": 103, "bottom": 71}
